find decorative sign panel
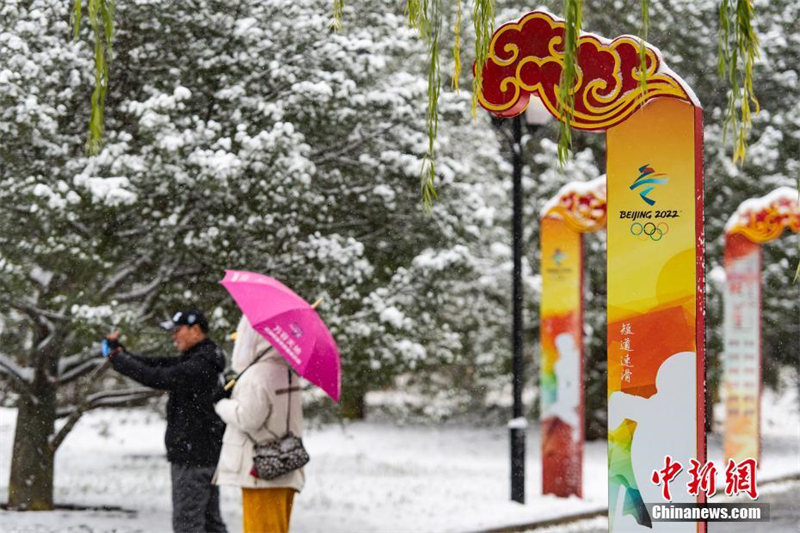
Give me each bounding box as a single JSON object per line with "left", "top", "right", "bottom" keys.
{"left": 722, "top": 187, "right": 800, "bottom": 464}
{"left": 477, "top": 9, "right": 705, "bottom": 532}
{"left": 540, "top": 177, "right": 606, "bottom": 497}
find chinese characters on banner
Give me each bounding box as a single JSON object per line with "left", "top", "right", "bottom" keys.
{"left": 265, "top": 323, "right": 304, "bottom": 363}
{"left": 723, "top": 234, "right": 761, "bottom": 464}
{"left": 721, "top": 187, "right": 800, "bottom": 466}
{"left": 620, "top": 323, "right": 634, "bottom": 384}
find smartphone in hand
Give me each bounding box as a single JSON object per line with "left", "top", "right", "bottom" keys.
{"left": 101, "top": 338, "right": 112, "bottom": 357}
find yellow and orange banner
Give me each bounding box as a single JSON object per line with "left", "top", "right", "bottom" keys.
{"left": 540, "top": 216, "right": 583, "bottom": 497}
{"left": 540, "top": 178, "right": 606, "bottom": 498}
{"left": 606, "top": 97, "right": 704, "bottom": 532}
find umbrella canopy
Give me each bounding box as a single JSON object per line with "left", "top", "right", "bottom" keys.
{"left": 220, "top": 269, "right": 341, "bottom": 402}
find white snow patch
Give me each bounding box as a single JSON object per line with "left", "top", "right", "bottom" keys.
{"left": 378, "top": 306, "right": 405, "bottom": 329}
{"left": 708, "top": 264, "right": 726, "bottom": 285}
{"left": 29, "top": 265, "right": 54, "bottom": 287}
{"left": 508, "top": 417, "right": 529, "bottom": 429}
{"left": 173, "top": 86, "right": 191, "bottom": 101}
{"left": 411, "top": 246, "right": 468, "bottom": 271}
{"left": 392, "top": 339, "right": 426, "bottom": 362}
{"left": 70, "top": 304, "right": 114, "bottom": 320}
{"left": 73, "top": 176, "right": 137, "bottom": 206}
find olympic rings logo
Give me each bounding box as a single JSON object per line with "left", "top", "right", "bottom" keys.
{"left": 630, "top": 221, "right": 669, "bottom": 241}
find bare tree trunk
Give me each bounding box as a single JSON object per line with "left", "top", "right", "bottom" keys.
{"left": 8, "top": 378, "right": 56, "bottom": 510}
{"left": 340, "top": 389, "right": 366, "bottom": 420}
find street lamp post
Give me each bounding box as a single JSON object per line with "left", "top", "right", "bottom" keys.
{"left": 495, "top": 98, "right": 551, "bottom": 505}
{"left": 509, "top": 112, "right": 526, "bottom": 505}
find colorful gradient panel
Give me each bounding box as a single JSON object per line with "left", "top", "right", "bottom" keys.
{"left": 540, "top": 216, "right": 584, "bottom": 497}
{"left": 606, "top": 97, "right": 704, "bottom": 533}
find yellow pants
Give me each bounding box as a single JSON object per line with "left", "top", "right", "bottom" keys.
{"left": 242, "top": 487, "right": 295, "bottom": 533}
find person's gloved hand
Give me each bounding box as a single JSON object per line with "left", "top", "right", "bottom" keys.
{"left": 212, "top": 384, "right": 232, "bottom": 403}
{"left": 101, "top": 332, "right": 124, "bottom": 358}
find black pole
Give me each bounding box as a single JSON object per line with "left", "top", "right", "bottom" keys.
{"left": 510, "top": 114, "right": 525, "bottom": 504}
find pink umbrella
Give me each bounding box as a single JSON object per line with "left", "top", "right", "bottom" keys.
{"left": 220, "top": 269, "right": 341, "bottom": 402}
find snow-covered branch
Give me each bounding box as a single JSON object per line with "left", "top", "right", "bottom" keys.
{"left": 5, "top": 298, "right": 69, "bottom": 323}
{"left": 57, "top": 350, "right": 94, "bottom": 376}
{"left": 112, "top": 256, "right": 194, "bottom": 303}
{"left": 56, "top": 388, "right": 163, "bottom": 419}
{"left": 0, "top": 354, "right": 34, "bottom": 383}
{"left": 50, "top": 381, "right": 162, "bottom": 452}
{"left": 312, "top": 124, "right": 396, "bottom": 165}
{"left": 36, "top": 317, "right": 56, "bottom": 352}
{"left": 0, "top": 354, "right": 34, "bottom": 394}
{"left": 112, "top": 274, "right": 167, "bottom": 302}
{"left": 57, "top": 357, "right": 104, "bottom": 385}
{"left": 98, "top": 258, "right": 148, "bottom": 297}
{"left": 86, "top": 389, "right": 162, "bottom": 409}
{"left": 85, "top": 388, "right": 163, "bottom": 406}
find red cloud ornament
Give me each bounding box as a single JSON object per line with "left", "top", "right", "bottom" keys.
{"left": 476, "top": 10, "right": 696, "bottom": 130}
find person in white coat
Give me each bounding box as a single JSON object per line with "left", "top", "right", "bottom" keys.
{"left": 213, "top": 315, "right": 305, "bottom": 533}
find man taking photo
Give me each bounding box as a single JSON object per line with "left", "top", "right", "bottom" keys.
{"left": 103, "top": 309, "right": 228, "bottom": 533}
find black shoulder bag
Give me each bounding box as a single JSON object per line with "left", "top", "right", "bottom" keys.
{"left": 243, "top": 366, "right": 310, "bottom": 480}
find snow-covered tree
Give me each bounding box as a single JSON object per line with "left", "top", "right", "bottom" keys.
{"left": 0, "top": 1, "right": 168, "bottom": 509}
{"left": 1, "top": 0, "right": 512, "bottom": 508}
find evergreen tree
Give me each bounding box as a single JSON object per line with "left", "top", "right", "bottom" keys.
{"left": 0, "top": 0, "right": 511, "bottom": 507}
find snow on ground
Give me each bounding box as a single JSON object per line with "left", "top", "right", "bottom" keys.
{"left": 0, "top": 380, "right": 797, "bottom": 533}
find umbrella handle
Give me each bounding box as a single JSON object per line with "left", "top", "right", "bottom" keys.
{"left": 311, "top": 298, "right": 323, "bottom": 309}
{"left": 224, "top": 378, "right": 236, "bottom": 391}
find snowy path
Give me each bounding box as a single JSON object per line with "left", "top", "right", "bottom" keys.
{"left": 0, "top": 384, "right": 797, "bottom": 532}
{"left": 536, "top": 481, "right": 800, "bottom": 533}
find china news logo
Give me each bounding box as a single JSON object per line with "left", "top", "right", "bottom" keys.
{"left": 646, "top": 456, "right": 767, "bottom": 523}
{"left": 630, "top": 221, "right": 669, "bottom": 241}
{"left": 651, "top": 456, "right": 760, "bottom": 501}
{"left": 631, "top": 164, "right": 669, "bottom": 206}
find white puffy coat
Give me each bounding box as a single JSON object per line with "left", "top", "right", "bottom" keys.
{"left": 213, "top": 316, "right": 305, "bottom": 491}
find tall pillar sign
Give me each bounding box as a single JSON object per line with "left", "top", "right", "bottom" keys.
{"left": 477, "top": 10, "right": 705, "bottom": 532}
{"left": 723, "top": 233, "right": 761, "bottom": 463}
{"left": 540, "top": 177, "right": 606, "bottom": 498}
{"left": 723, "top": 188, "right": 800, "bottom": 464}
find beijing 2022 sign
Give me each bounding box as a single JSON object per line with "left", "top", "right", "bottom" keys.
{"left": 477, "top": 10, "right": 706, "bottom": 532}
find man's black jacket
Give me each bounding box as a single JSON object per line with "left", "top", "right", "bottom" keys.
{"left": 111, "top": 338, "right": 226, "bottom": 466}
